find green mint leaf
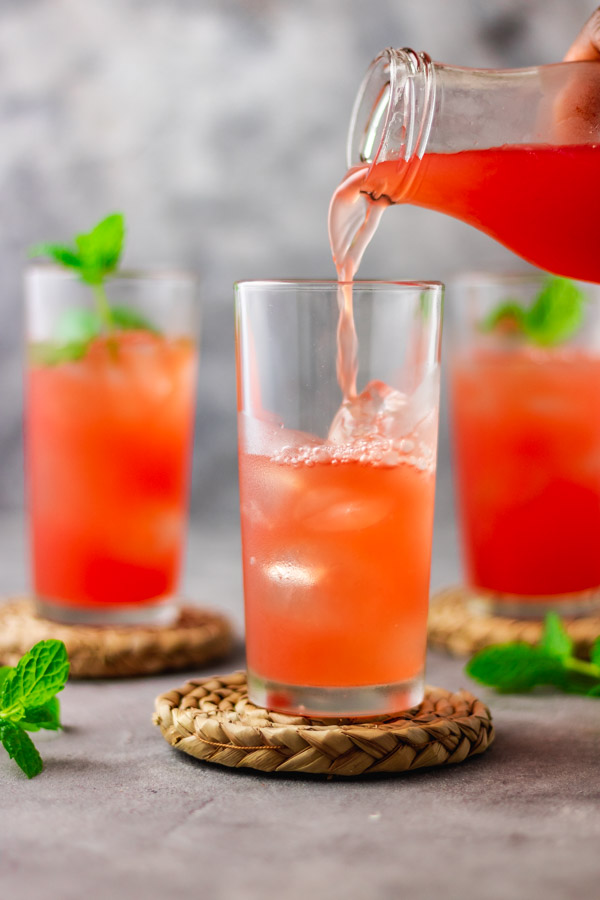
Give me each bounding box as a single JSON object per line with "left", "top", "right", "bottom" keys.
{"left": 540, "top": 612, "right": 574, "bottom": 660}
{"left": 0, "top": 719, "right": 43, "bottom": 778}
{"left": 55, "top": 308, "right": 102, "bottom": 344}
{"left": 29, "top": 301, "right": 160, "bottom": 368}
{"left": 481, "top": 301, "right": 526, "bottom": 334}
{"left": 466, "top": 613, "right": 600, "bottom": 698}
{"left": 75, "top": 213, "right": 125, "bottom": 285}
{"left": 22, "top": 697, "right": 62, "bottom": 733}
{"left": 28, "top": 243, "right": 82, "bottom": 271}
{"left": 465, "top": 643, "right": 564, "bottom": 693}
{"left": 29, "top": 215, "right": 129, "bottom": 343}
{"left": 558, "top": 666, "right": 600, "bottom": 695}
{"left": 28, "top": 341, "right": 89, "bottom": 366}
{"left": 590, "top": 639, "right": 600, "bottom": 669}
{"left": 482, "top": 277, "right": 588, "bottom": 347}
{"left": 110, "top": 305, "right": 158, "bottom": 333}
{"left": 523, "top": 277, "right": 587, "bottom": 346}
{"left": 418, "top": 291, "right": 433, "bottom": 321}
{"left": 0, "top": 640, "right": 69, "bottom": 720}
{"left": 29, "top": 213, "right": 125, "bottom": 289}
{"left": 0, "top": 667, "right": 12, "bottom": 690}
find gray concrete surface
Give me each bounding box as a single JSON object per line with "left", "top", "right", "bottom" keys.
{"left": 0, "top": 513, "right": 598, "bottom": 900}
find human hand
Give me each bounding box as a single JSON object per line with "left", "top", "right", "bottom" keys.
{"left": 564, "top": 8, "right": 600, "bottom": 61}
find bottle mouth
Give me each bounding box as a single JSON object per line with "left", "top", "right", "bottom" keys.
{"left": 347, "top": 48, "right": 436, "bottom": 169}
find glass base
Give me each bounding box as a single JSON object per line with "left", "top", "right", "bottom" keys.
{"left": 34, "top": 596, "right": 178, "bottom": 627}
{"left": 247, "top": 669, "right": 424, "bottom": 719}
{"left": 465, "top": 586, "right": 600, "bottom": 620}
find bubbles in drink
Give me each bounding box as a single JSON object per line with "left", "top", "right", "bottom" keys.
{"left": 270, "top": 435, "right": 434, "bottom": 472}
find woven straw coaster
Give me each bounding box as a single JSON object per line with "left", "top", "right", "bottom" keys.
{"left": 0, "top": 598, "right": 233, "bottom": 678}
{"left": 428, "top": 586, "right": 600, "bottom": 658}
{"left": 153, "top": 671, "right": 494, "bottom": 777}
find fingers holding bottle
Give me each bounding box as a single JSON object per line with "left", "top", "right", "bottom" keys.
{"left": 564, "top": 7, "right": 600, "bottom": 62}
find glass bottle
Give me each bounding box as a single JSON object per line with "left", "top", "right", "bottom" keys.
{"left": 346, "top": 49, "right": 600, "bottom": 283}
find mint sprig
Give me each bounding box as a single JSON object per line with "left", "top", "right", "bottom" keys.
{"left": 0, "top": 721, "right": 43, "bottom": 780}
{"left": 29, "top": 213, "right": 158, "bottom": 365}
{"left": 0, "top": 640, "right": 69, "bottom": 778}
{"left": 30, "top": 213, "right": 125, "bottom": 290}
{"left": 74, "top": 213, "right": 124, "bottom": 286}
{"left": 466, "top": 612, "right": 600, "bottom": 696}
{"left": 28, "top": 341, "right": 89, "bottom": 366}
{"left": 482, "top": 277, "right": 588, "bottom": 346}
{"left": 30, "top": 212, "right": 124, "bottom": 337}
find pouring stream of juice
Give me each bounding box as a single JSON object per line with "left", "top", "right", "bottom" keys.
{"left": 328, "top": 169, "right": 388, "bottom": 398}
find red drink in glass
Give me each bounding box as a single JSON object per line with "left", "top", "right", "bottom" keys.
{"left": 451, "top": 347, "right": 600, "bottom": 605}
{"left": 27, "top": 333, "right": 197, "bottom": 619}
{"left": 448, "top": 272, "right": 600, "bottom": 616}
{"left": 25, "top": 267, "right": 198, "bottom": 624}
{"left": 240, "top": 446, "right": 435, "bottom": 691}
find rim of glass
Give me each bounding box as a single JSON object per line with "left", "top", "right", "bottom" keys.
{"left": 450, "top": 271, "right": 600, "bottom": 310}
{"left": 235, "top": 279, "right": 444, "bottom": 290}
{"left": 26, "top": 262, "right": 198, "bottom": 284}
{"left": 451, "top": 270, "right": 552, "bottom": 288}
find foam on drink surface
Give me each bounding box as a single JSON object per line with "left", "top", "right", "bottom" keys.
{"left": 269, "top": 377, "right": 437, "bottom": 472}
{"left": 270, "top": 437, "right": 434, "bottom": 471}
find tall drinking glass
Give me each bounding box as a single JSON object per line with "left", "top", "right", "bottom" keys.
{"left": 26, "top": 265, "right": 199, "bottom": 625}
{"left": 449, "top": 272, "right": 600, "bottom": 617}
{"left": 235, "top": 280, "right": 443, "bottom": 717}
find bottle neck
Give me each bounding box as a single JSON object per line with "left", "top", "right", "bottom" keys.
{"left": 350, "top": 50, "right": 600, "bottom": 171}
{"left": 347, "top": 48, "right": 437, "bottom": 173}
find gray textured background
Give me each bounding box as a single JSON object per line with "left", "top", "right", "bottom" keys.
{"left": 0, "top": 0, "right": 594, "bottom": 523}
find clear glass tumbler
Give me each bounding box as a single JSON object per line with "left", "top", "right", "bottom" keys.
{"left": 235, "top": 280, "right": 443, "bottom": 717}
{"left": 449, "top": 272, "right": 600, "bottom": 617}
{"left": 25, "top": 265, "right": 199, "bottom": 625}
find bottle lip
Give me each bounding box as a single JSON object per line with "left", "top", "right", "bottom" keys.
{"left": 347, "top": 48, "right": 435, "bottom": 170}
{"left": 347, "top": 50, "right": 393, "bottom": 168}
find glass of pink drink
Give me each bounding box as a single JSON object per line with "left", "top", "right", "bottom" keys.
{"left": 449, "top": 273, "right": 600, "bottom": 617}
{"left": 236, "top": 280, "right": 443, "bottom": 717}
{"left": 26, "top": 266, "right": 199, "bottom": 625}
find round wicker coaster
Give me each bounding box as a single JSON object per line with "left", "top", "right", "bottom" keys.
{"left": 153, "top": 672, "right": 494, "bottom": 777}
{"left": 428, "top": 586, "right": 600, "bottom": 657}
{"left": 0, "top": 598, "right": 233, "bottom": 678}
